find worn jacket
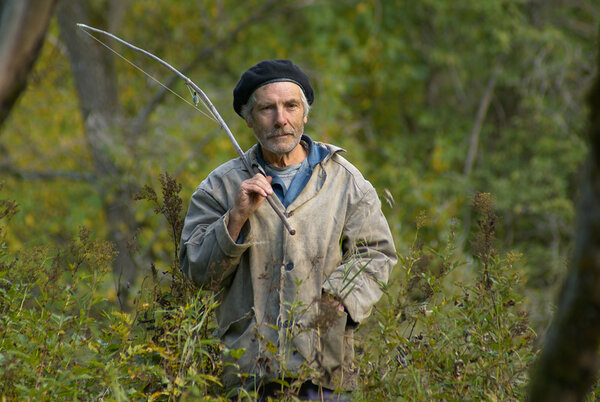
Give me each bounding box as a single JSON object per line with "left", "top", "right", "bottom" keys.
{"left": 179, "top": 139, "right": 397, "bottom": 391}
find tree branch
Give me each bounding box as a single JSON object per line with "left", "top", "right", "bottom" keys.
{"left": 133, "top": 0, "right": 302, "bottom": 128}
{"left": 464, "top": 67, "right": 499, "bottom": 176}
{"left": 0, "top": 0, "right": 57, "bottom": 129}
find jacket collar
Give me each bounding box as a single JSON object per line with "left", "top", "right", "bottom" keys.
{"left": 246, "top": 135, "right": 344, "bottom": 173}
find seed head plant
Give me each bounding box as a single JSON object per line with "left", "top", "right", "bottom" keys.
{"left": 355, "top": 194, "right": 537, "bottom": 401}
{"left": 0, "top": 178, "right": 553, "bottom": 401}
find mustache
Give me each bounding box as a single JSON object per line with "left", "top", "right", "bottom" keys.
{"left": 266, "top": 129, "right": 294, "bottom": 138}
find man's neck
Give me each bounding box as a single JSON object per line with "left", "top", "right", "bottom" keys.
{"left": 261, "top": 143, "right": 307, "bottom": 168}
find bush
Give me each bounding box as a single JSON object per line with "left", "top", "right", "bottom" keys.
{"left": 355, "top": 193, "right": 536, "bottom": 400}
{"left": 0, "top": 180, "right": 541, "bottom": 400}
{"left": 0, "top": 178, "right": 225, "bottom": 400}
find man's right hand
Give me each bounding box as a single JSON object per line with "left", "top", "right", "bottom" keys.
{"left": 227, "top": 174, "right": 273, "bottom": 240}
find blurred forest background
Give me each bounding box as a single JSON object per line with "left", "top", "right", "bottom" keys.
{"left": 1, "top": 0, "right": 599, "bottom": 400}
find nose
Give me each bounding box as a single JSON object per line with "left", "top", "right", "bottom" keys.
{"left": 274, "top": 107, "right": 287, "bottom": 127}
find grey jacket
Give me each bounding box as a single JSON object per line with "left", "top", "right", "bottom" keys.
{"left": 180, "top": 141, "right": 397, "bottom": 391}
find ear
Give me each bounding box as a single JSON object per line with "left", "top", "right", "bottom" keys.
{"left": 242, "top": 104, "right": 254, "bottom": 128}
{"left": 303, "top": 115, "right": 308, "bottom": 125}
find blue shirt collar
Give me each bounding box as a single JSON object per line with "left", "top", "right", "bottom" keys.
{"left": 256, "top": 135, "right": 329, "bottom": 207}
{"left": 256, "top": 134, "right": 328, "bottom": 170}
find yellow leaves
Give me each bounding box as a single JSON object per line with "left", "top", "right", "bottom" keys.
{"left": 87, "top": 340, "right": 100, "bottom": 354}
{"left": 356, "top": 2, "right": 368, "bottom": 14}
{"left": 484, "top": 391, "right": 500, "bottom": 402}
{"left": 360, "top": 97, "right": 372, "bottom": 110}
{"left": 196, "top": 374, "right": 222, "bottom": 386}
{"left": 152, "top": 241, "right": 166, "bottom": 256}
{"left": 504, "top": 251, "right": 523, "bottom": 268}
{"left": 174, "top": 375, "right": 185, "bottom": 387}
{"left": 149, "top": 390, "right": 169, "bottom": 401}
{"left": 431, "top": 144, "right": 450, "bottom": 173}
{"left": 227, "top": 347, "right": 247, "bottom": 361}
{"left": 265, "top": 341, "right": 278, "bottom": 356}
{"left": 112, "top": 311, "right": 134, "bottom": 327}
{"left": 106, "top": 287, "right": 117, "bottom": 303}
{"left": 24, "top": 213, "right": 35, "bottom": 227}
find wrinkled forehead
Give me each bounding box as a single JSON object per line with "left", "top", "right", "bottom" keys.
{"left": 253, "top": 81, "right": 304, "bottom": 103}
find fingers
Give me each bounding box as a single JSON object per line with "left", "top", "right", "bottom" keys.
{"left": 240, "top": 174, "right": 273, "bottom": 198}
{"left": 228, "top": 174, "right": 274, "bottom": 240}
{"left": 231, "top": 174, "right": 274, "bottom": 220}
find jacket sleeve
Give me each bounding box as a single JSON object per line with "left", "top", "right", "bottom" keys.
{"left": 322, "top": 184, "right": 397, "bottom": 324}
{"left": 179, "top": 184, "right": 251, "bottom": 290}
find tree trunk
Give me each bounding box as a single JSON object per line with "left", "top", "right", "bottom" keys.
{"left": 463, "top": 68, "right": 498, "bottom": 176}
{"left": 0, "top": 0, "right": 57, "bottom": 128}
{"left": 528, "top": 32, "right": 600, "bottom": 401}
{"left": 56, "top": 0, "right": 137, "bottom": 308}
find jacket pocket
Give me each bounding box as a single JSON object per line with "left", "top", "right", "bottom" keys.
{"left": 219, "top": 311, "right": 259, "bottom": 389}
{"left": 215, "top": 309, "right": 255, "bottom": 341}
{"left": 319, "top": 310, "right": 347, "bottom": 374}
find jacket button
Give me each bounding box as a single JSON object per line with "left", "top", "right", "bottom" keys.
{"left": 285, "top": 262, "right": 294, "bottom": 271}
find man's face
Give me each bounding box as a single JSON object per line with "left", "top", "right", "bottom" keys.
{"left": 246, "top": 81, "right": 308, "bottom": 158}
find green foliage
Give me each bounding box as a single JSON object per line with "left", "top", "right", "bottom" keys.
{"left": 135, "top": 172, "right": 185, "bottom": 262}
{"left": 0, "top": 0, "right": 598, "bottom": 399}
{"left": 0, "top": 183, "right": 226, "bottom": 400}
{"left": 0, "top": 182, "right": 545, "bottom": 400}
{"left": 355, "top": 194, "right": 536, "bottom": 400}
{"left": 1, "top": 1, "right": 592, "bottom": 303}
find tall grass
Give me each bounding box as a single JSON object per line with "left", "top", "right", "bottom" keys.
{"left": 0, "top": 179, "right": 546, "bottom": 400}
{"left": 355, "top": 194, "right": 536, "bottom": 400}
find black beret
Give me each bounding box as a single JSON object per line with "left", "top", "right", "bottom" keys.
{"left": 233, "top": 59, "right": 314, "bottom": 118}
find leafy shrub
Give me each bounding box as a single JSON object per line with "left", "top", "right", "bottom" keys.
{"left": 0, "top": 180, "right": 555, "bottom": 401}
{"left": 0, "top": 178, "right": 226, "bottom": 400}
{"left": 355, "top": 193, "right": 536, "bottom": 401}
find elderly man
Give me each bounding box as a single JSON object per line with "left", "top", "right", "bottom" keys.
{"left": 179, "top": 59, "right": 397, "bottom": 399}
